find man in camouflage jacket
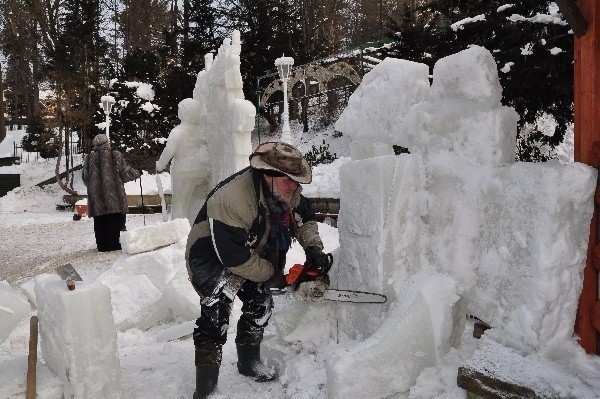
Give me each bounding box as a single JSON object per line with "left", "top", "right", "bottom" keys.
{"left": 186, "top": 142, "right": 331, "bottom": 398}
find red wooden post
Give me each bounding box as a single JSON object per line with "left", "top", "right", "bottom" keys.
{"left": 574, "top": 0, "right": 600, "bottom": 355}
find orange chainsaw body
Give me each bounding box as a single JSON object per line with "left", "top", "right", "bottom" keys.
{"left": 285, "top": 263, "right": 321, "bottom": 286}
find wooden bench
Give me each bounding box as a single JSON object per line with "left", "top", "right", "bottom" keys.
{"left": 58, "top": 196, "right": 338, "bottom": 219}
{"left": 308, "top": 197, "right": 339, "bottom": 227}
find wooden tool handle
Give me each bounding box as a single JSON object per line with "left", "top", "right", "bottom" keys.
{"left": 26, "top": 315, "right": 38, "bottom": 399}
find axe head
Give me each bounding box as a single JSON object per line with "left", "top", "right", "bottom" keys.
{"left": 54, "top": 263, "right": 83, "bottom": 281}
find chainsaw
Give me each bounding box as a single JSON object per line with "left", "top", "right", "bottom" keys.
{"left": 271, "top": 256, "right": 387, "bottom": 304}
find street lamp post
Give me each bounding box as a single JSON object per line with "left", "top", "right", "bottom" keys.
{"left": 275, "top": 55, "right": 294, "bottom": 143}
{"left": 100, "top": 95, "right": 116, "bottom": 139}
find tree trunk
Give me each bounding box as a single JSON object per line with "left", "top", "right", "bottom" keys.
{"left": 183, "top": 0, "right": 189, "bottom": 54}
{"left": 0, "top": 68, "right": 6, "bottom": 142}
{"left": 54, "top": 87, "right": 77, "bottom": 195}
{"left": 55, "top": 128, "right": 78, "bottom": 195}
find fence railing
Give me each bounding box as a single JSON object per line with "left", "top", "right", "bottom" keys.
{"left": 12, "top": 141, "right": 80, "bottom": 164}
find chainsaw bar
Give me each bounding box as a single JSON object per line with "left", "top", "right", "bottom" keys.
{"left": 270, "top": 284, "right": 387, "bottom": 304}
{"left": 322, "top": 289, "right": 387, "bottom": 304}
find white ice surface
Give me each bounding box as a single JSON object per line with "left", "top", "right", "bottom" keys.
{"left": 120, "top": 217, "right": 190, "bottom": 255}
{"left": 0, "top": 281, "right": 31, "bottom": 345}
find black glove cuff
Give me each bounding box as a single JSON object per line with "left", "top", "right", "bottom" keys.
{"left": 305, "top": 246, "right": 323, "bottom": 255}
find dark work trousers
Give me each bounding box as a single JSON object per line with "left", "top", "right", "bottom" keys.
{"left": 193, "top": 279, "right": 274, "bottom": 349}
{"left": 120, "top": 213, "right": 127, "bottom": 231}
{"left": 93, "top": 213, "right": 123, "bottom": 252}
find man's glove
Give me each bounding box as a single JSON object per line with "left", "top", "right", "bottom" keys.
{"left": 305, "top": 246, "right": 333, "bottom": 274}
{"left": 263, "top": 267, "right": 287, "bottom": 291}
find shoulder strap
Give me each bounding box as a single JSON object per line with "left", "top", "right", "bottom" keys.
{"left": 248, "top": 169, "right": 267, "bottom": 249}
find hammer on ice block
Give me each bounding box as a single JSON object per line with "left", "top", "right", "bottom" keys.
{"left": 55, "top": 263, "right": 82, "bottom": 290}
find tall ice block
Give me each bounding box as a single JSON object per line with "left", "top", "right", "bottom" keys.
{"left": 35, "top": 274, "right": 122, "bottom": 399}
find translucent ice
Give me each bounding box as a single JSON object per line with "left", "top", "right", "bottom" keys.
{"left": 0, "top": 281, "right": 31, "bottom": 344}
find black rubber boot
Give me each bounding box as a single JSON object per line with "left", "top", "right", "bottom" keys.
{"left": 192, "top": 366, "right": 219, "bottom": 399}
{"left": 193, "top": 344, "right": 221, "bottom": 398}
{"left": 236, "top": 344, "right": 278, "bottom": 382}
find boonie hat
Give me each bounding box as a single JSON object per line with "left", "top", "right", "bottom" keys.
{"left": 92, "top": 134, "right": 109, "bottom": 147}
{"left": 249, "top": 142, "right": 312, "bottom": 184}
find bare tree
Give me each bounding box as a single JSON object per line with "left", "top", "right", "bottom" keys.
{"left": 296, "top": 0, "right": 348, "bottom": 53}
{"left": 121, "top": 0, "right": 172, "bottom": 53}
{"left": 328, "top": 0, "right": 435, "bottom": 48}
{"left": 2, "top": 0, "right": 42, "bottom": 127}
{"left": 0, "top": 67, "right": 6, "bottom": 142}
{"left": 22, "top": 0, "right": 60, "bottom": 54}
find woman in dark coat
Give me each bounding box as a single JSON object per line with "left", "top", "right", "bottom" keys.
{"left": 82, "top": 134, "right": 140, "bottom": 251}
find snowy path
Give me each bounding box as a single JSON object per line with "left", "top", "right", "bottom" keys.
{"left": 0, "top": 212, "right": 159, "bottom": 284}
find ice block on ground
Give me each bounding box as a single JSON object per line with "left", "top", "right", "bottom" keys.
{"left": 35, "top": 274, "right": 121, "bottom": 399}
{"left": 120, "top": 218, "right": 190, "bottom": 255}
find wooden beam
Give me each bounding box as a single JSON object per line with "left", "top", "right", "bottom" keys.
{"left": 457, "top": 341, "right": 568, "bottom": 398}
{"left": 556, "top": 0, "right": 589, "bottom": 37}
{"left": 574, "top": 0, "right": 600, "bottom": 355}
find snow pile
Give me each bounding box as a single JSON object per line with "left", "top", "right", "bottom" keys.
{"left": 123, "top": 171, "right": 171, "bottom": 196}
{"left": 0, "top": 163, "right": 171, "bottom": 213}
{"left": 330, "top": 45, "right": 596, "bottom": 397}
{"left": 0, "top": 356, "right": 63, "bottom": 398}
{"left": 35, "top": 274, "right": 121, "bottom": 398}
{"left": 0, "top": 128, "right": 28, "bottom": 157}
{"left": 99, "top": 219, "right": 199, "bottom": 331}
{"left": 0, "top": 281, "right": 31, "bottom": 344}
{"left": 302, "top": 157, "right": 350, "bottom": 199}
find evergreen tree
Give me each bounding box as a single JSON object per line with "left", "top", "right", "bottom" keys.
{"left": 21, "top": 113, "right": 43, "bottom": 151}
{"left": 21, "top": 114, "right": 58, "bottom": 158}
{"left": 98, "top": 48, "right": 193, "bottom": 171}
{"left": 214, "top": 0, "right": 309, "bottom": 102}
{"left": 183, "top": 0, "right": 221, "bottom": 72}
{"left": 43, "top": 0, "right": 108, "bottom": 153}
{"left": 383, "top": 0, "right": 572, "bottom": 161}
{"left": 1, "top": 0, "right": 39, "bottom": 127}
{"left": 154, "top": 62, "right": 196, "bottom": 133}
